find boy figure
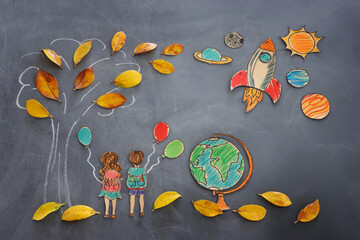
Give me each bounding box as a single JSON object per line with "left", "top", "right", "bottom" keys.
{"left": 126, "top": 151, "right": 147, "bottom": 217}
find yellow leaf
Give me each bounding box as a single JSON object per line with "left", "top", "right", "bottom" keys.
{"left": 233, "top": 204, "right": 267, "bottom": 221}
{"left": 61, "top": 205, "right": 100, "bottom": 221}
{"left": 295, "top": 199, "right": 320, "bottom": 224}
{"left": 74, "top": 67, "right": 95, "bottom": 90}
{"left": 258, "top": 191, "right": 292, "bottom": 207}
{"left": 73, "top": 40, "right": 92, "bottom": 68}
{"left": 93, "top": 93, "right": 127, "bottom": 109}
{"left": 192, "top": 200, "right": 223, "bottom": 217}
{"left": 112, "top": 70, "right": 142, "bottom": 88}
{"left": 35, "top": 69, "right": 61, "bottom": 102}
{"left": 133, "top": 42, "right": 157, "bottom": 56}
{"left": 42, "top": 49, "right": 62, "bottom": 68}
{"left": 111, "top": 31, "right": 126, "bottom": 55}
{"left": 33, "top": 202, "right": 65, "bottom": 221}
{"left": 161, "top": 44, "right": 184, "bottom": 56}
{"left": 26, "top": 99, "right": 53, "bottom": 118}
{"left": 153, "top": 191, "right": 182, "bottom": 211}
{"left": 150, "top": 59, "right": 174, "bottom": 74}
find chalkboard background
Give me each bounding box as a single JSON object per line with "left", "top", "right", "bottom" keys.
{"left": 1, "top": 0, "right": 359, "bottom": 239}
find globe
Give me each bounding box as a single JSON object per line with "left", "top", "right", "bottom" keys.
{"left": 189, "top": 137, "right": 244, "bottom": 191}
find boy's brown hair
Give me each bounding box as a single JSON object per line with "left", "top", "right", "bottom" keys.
{"left": 129, "top": 150, "right": 144, "bottom": 166}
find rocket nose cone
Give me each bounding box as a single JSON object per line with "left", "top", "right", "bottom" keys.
{"left": 259, "top": 38, "right": 275, "bottom": 52}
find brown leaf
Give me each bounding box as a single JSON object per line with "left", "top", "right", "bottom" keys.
{"left": 73, "top": 40, "right": 92, "bottom": 68}
{"left": 42, "top": 49, "right": 62, "bottom": 68}
{"left": 93, "top": 93, "right": 127, "bottom": 109}
{"left": 149, "top": 59, "right": 174, "bottom": 74}
{"left": 133, "top": 43, "right": 157, "bottom": 56}
{"left": 74, "top": 67, "right": 95, "bottom": 90}
{"left": 295, "top": 199, "right": 320, "bottom": 224}
{"left": 161, "top": 44, "right": 184, "bottom": 55}
{"left": 111, "top": 31, "right": 126, "bottom": 55}
{"left": 35, "top": 69, "right": 61, "bottom": 102}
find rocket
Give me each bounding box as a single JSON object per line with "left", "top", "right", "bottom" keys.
{"left": 230, "top": 38, "right": 281, "bottom": 112}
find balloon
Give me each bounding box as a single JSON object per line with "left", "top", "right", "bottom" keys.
{"left": 153, "top": 122, "right": 169, "bottom": 143}
{"left": 162, "top": 140, "right": 184, "bottom": 159}
{"left": 77, "top": 126, "right": 92, "bottom": 148}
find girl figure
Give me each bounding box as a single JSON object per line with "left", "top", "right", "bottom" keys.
{"left": 98, "top": 152, "right": 122, "bottom": 219}
{"left": 126, "top": 151, "right": 147, "bottom": 217}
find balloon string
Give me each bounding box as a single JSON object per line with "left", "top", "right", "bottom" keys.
{"left": 144, "top": 143, "right": 157, "bottom": 170}
{"left": 146, "top": 156, "right": 161, "bottom": 174}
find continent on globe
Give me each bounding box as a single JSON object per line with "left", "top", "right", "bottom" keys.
{"left": 189, "top": 138, "right": 244, "bottom": 191}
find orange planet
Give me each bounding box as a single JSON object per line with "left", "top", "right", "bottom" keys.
{"left": 301, "top": 94, "right": 330, "bottom": 120}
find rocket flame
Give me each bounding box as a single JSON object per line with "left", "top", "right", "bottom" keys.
{"left": 243, "top": 88, "right": 263, "bottom": 112}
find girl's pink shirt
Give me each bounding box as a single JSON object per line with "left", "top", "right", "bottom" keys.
{"left": 102, "top": 170, "right": 121, "bottom": 192}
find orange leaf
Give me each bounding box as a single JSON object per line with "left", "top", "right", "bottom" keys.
{"left": 74, "top": 67, "right": 95, "bottom": 90}
{"left": 35, "top": 69, "right": 61, "bottom": 102}
{"left": 133, "top": 43, "right": 157, "bottom": 56}
{"left": 93, "top": 93, "right": 127, "bottom": 109}
{"left": 295, "top": 199, "right": 320, "bottom": 224}
{"left": 73, "top": 40, "right": 92, "bottom": 68}
{"left": 161, "top": 44, "right": 184, "bottom": 55}
{"left": 149, "top": 59, "right": 174, "bottom": 74}
{"left": 111, "top": 31, "right": 126, "bottom": 55}
{"left": 42, "top": 49, "right": 62, "bottom": 68}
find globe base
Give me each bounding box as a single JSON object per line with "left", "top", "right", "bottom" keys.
{"left": 217, "top": 193, "right": 230, "bottom": 210}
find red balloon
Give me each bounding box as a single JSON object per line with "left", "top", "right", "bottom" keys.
{"left": 153, "top": 122, "right": 169, "bottom": 143}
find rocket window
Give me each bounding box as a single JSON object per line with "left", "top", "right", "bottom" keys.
{"left": 259, "top": 52, "right": 271, "bottom": 63}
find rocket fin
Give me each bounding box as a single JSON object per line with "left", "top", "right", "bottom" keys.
{"left": 264, "top": 77, "right": 281, "bottom": 103}
{"left": 230, "top": 70, "right": 248, "bottom": 90}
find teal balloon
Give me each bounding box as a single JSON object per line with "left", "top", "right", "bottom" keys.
{"left": 162, "top": 140, "right": 184, "bottom": 159}
{"left": 202, "top": 48, "right": 221, "bottom": 61}
{"left": 78, "top": 127, "right": 92, "bottom": 147}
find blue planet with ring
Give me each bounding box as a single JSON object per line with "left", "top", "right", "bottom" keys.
{"left": 287, "top": 69, "right": 310, "bottom": 88}
{"left": 194, "top": 48, "right": 232, "bottom": 64}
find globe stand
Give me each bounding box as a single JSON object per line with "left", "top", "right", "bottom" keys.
{"left": 215, "top": 192, "right": 230, "bottom": 210}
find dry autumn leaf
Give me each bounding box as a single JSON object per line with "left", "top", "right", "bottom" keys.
{"left": 35, "top": 69, "right": 61, "bottom": 102}
{"left": 233, "top": 204, "right": 267, "bottom": 221}
{"left": 192, "top": 200, "right": 223, "bottom": 217}
{"left": 153, "top": 191, "right": 182, "bottom": 211}
{"left": 150, "top": 59, "right": 174, "bottom": 74}
{"left": 112, "top": 70, "right": 142, "bottom": 88}
{"left": 258, "top": 191, "right": 292, "bottom": 207}
{"left": 161, "top": 44, "right": 184, "bottom": 56}
{"left": 93, "top": 93, "right": 127, "bottom": 109}
{"left": 33, "top": 202, "right": 65, "bottom": 221}
{"left": 74, "top": 67, "right": 95, "bottom": 90}
{"left": 26, "top": 99, "right": 53, "bottom": 118}
{"left": 111, "top": 31, "right": 126, "bottom": 55}
{"left": 61, "top": 205, "right": 99, "bottom": 221}
{"left": 133, "top": 42, "right": 157, "bottom": 56}
{"left": 295, "top": 199, "right": 320, "bottom": 224}
{"left": 73, "top": 40, "right": 92, "bottom": 68}
{"left": 42, "top": 49, "right": 62, "bottom": 68}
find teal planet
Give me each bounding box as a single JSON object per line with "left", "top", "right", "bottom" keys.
{"left": 287, "top": 69, "right": 310, "bottom": 88}
{"left": 202, "top": 48, "right": 222, "bottom": 61}
{"left": 189, "top": 138, "right": 244, "bottom": 191}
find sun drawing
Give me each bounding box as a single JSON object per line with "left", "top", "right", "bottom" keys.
{"left": 281, "top": 26, "right": 322, "bottom": 59}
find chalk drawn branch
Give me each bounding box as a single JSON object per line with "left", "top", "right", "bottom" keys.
{"left": 16, "top": 37, "right": 139, "bottom": 207}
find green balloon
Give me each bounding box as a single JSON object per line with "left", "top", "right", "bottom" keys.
{"left": 162, "top": 140, "right": 184, "bottom": 159}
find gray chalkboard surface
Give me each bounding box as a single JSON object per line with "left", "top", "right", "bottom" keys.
{"left": 1, "top": 0, "right": 359, "bottom": 239}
